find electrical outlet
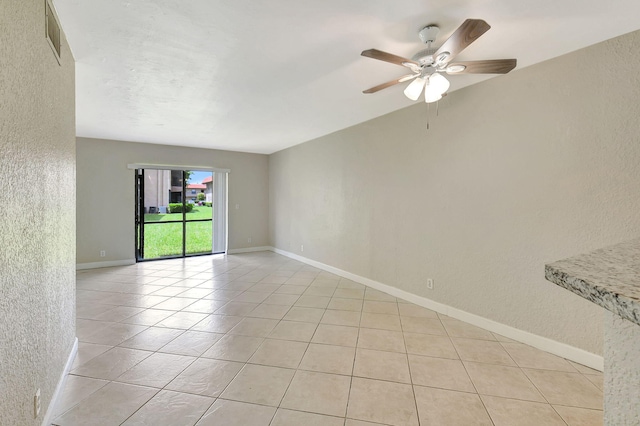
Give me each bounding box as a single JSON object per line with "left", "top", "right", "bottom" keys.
{"left": 99, "top": 250, "right": 106, "bottom": 257}
{"left": 34, "top": 388, "right": 41, "bottom": 418}
{"left": 427, "top": 278, "right": 434, "bottom": 290}
{"left": 248, "top": 237, "right": 252, "bottom": 243}
{"left": 301, "top": 245, "right": 304, "bottom": 252}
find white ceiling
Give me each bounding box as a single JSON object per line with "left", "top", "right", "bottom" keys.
{"left": 54, "top": 0, "right": 640, "bottom": 154}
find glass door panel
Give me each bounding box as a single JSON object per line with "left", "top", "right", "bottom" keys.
{"left": 184, "top": 170, "right": 213, "bottom": 255}
{"left": 185, "top": 221, "right": 212, "bottom": 254}
{"left": 143, "top": 222, "right": 184, "bottom": 258}
{"left": 136, "top": 168, "right": 221, "bottom": 261}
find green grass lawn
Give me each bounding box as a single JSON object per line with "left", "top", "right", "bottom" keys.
{"left": 141, "top": 206, "right": 213, "bottom": 258}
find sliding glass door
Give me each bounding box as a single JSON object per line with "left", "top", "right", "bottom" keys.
{"left": 135, "top": 168, "right": 227, "bottom": 261}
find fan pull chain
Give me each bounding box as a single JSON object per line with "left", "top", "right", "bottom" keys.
{"left": 436, "top": 99, "right": 439, "bottom": 117}
{"left": 426, "top": 102, "right": 430, "bottom": 130}
{"left": 424, "top": 41, "right": 434, "bottom": 131}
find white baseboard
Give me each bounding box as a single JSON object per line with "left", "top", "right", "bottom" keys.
{"left": 76, "top": 259, "right": 136, "bottom": 270}
{"left": 270, "top": 247, "right": 604, "bottom": 371}
{"left": 227, "top": 246, "right": 272, "bottom": 254}
{"left": 42, "top": 337, "right": 78, "bottom": 426}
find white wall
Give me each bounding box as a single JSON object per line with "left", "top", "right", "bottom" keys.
{"left": 0, "top": 1, "right": 76, "bottom": 424}
{"left": 76, "top": 138, "right": 269, "bottom": 264}
{"left": 269, "top": 29, "right": 640, "bottom": 355}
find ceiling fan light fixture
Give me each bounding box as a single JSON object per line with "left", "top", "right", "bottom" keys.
{"left": 404, "top": 77, "right": 425, "bottom": 100}
{"left": 423, "top": 73, "right": 449, "bottom": 103}
{"left": 446, "top": 64, "right": 466, "bottom": 73}
{"left": 427, "top": 73, "right": 450, "bottom": 94}
{"left": 360, "top": 19, "right": 517, "bottom": 109}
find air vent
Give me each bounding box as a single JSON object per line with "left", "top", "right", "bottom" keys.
{"left": 45, "top": 0, "right": 61, "bottom": 64}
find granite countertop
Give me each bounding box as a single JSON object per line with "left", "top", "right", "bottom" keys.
{"left": 545, "top": 238, "right": 640, "bottom": 326}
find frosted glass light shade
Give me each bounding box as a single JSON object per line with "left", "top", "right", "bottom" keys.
{"left": 404, "top": 77, "right": 425, "bottom": 100}
{"left": 428, "top": 73, "right": 450, "bottom": 94}
{"left": 424, "top": 91, "right": 443, "bottom": 103}
{"left": 424, "top": 73, "right": 449, "bottom": 103}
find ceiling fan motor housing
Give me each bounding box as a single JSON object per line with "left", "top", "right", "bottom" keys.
{"left": 418, "top": 25, "right": 439, "bottom": 44}
{"left": 412, "top": 48, "right": 436, "bottom": 65}
{"left": 414, "top": 25, "right": 439, "bottom": 65}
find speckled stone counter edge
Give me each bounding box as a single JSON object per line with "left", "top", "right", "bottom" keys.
{"left": 545, "top": 238, "right": 640, "bottom": 327}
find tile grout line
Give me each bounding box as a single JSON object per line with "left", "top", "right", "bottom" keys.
{"left": 267, "top": 269, "right": 324, "bottom": 425}
{"left": 400, "top": 298, "right": 423, "bottom": 426}
{"left": 343, "top": 306, "right": 363, "bottom": 424}
{"left": 440, "top": 315, "right": 497, "bottom": 424}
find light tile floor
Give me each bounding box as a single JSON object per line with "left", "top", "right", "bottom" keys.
{"left": 53, "top": 252, "right": 604, "bottom": 426}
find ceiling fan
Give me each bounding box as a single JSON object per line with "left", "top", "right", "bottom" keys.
{"left": 361, "top": 19, "right": 517, "bottom": 103}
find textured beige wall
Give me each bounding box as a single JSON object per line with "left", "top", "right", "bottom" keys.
{"left": 269, "top": 30, "right": 640, "bottom": 355}
{"left": 76, "top": 138, "right": 269, "bottom": 264}
{"left": 0, "top": 1, "right": 76, "bottom": 425}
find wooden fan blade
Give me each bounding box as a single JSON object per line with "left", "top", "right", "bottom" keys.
{"left": 446, "top": 59, "right": 517, "bottom": 74}
{"left": 361, "top": 49, "right": 420, "bottom": 69}
{"left": 434, "top": 19, "right": 491, "bottom": 63}
{"left": 363, "top": 74, "right": 418, "bottom": 94}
